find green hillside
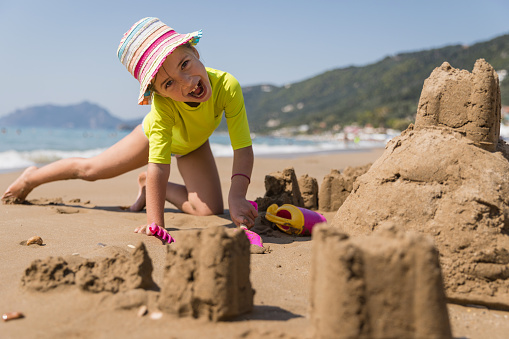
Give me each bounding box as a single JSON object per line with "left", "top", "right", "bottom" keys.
{"left": 241, "top": 34, "right": 509, "bottom": 134}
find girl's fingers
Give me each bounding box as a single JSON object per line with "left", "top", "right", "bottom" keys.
{"left": 134, "top": 224, "right": 151, "bottom": 234}
{"left": 242, "top": 216, "right": 254, "bottom": 228}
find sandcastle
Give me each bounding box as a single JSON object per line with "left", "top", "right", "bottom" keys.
{"left": 311, "top": 224, "right": 452, "bottom": 339}
{"left": 332, "top": 59, "right": 509, "bottom": 309}
{"left": 255, "top": 165, "right": 371, "bottom": 213}
{"left": 21, "top": 227, "right": 254, "bottom": 321}
{"left": 158, "top": 227, "right": 254, "bottom": 320}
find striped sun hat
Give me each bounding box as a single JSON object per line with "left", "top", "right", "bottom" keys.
{"left": 117, "top": 17, "right": 202, "bottom": 105}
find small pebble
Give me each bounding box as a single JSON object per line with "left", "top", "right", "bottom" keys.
{"left": 127, "top": 244, "right": 136, "bottom": 249}
{"left": 137, "top": 305, "right": 148, "bottom": 317}
{"left": 2, "top": 312, "right": 24, "bottom": 321}
{"left": 97, "top": 243, "right": 106, "bottom": 247}
{"left": 72, "top": 253, "right": 80, "bottom": 256}
{"left": 150, "top": 311, "right": 163, "bottom": 320}
{"left": 26, "top": 236, "right": 43, "bottom": 246}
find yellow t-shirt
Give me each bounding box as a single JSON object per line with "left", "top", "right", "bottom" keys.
{"left": 143, "top": 68, "right": 252, "bottom": 164}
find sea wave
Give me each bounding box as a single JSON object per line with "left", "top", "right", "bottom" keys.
{"left": 0, "top": 149, "right": 106, "bottom": 173}
{"left": 212, "top": 139, "right": 386, "bottom": 157}
{"left": 0, "top": 139, "right": 387, "bottom": 173}
{"left": 0, "top": 127, "right": 393, "bottom": 173}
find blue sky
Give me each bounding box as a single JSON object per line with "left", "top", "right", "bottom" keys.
{"left": 1, "top": 0, "right": 508, "bottom": 120}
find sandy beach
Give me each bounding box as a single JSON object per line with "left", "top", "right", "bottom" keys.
{"left": 1, "top": 148, "right": 509, "bottom": 339}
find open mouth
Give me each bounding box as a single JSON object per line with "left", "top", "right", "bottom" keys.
{"left": 189, "top": 80, "right": 205, "bottom": 98}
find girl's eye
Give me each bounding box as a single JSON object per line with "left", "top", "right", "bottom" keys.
{"left": 181, "top": 60, "right": 189, "bottom": 69}
{"left": 165, "top": 80, "right": 173, "bottom": 88}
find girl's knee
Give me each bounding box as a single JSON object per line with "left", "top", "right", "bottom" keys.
{"left": 77, "top": 160, "right": 102, "bottom": 181}
{"left": 190, "top": 201, "right": 223, "bottom": 216}
{"left": 207, "top": 205, "right": 224, "bottom": 216}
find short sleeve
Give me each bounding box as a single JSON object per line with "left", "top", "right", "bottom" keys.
{"left": 223, "top": 74, "right": 252, "bottom": 150}
{"left": 145, "top": 95, "right": 175, "bottom": 164}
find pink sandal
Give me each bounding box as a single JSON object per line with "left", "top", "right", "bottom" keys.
{"left": 149, "top": 223, "right": 175, "bottom": 244}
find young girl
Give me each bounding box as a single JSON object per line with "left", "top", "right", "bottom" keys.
{"left": 1, "top": 17, "right": 258, "bottom": 239}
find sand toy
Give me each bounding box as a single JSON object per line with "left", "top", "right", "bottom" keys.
{"left": 239, "top": 201, "right": 263, "bottom": 247}
{"left": 240, "top": 226, "right": 263, "bottom": 247}
{"left": 265, "top": 204, "right": 327, "bottom": 235}
{"left": 149, "top": 223, "right": 175, "bottom": 244}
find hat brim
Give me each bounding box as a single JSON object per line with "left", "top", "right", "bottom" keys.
{"left": 137, "top": 30, "right": 202, "bottom": 105}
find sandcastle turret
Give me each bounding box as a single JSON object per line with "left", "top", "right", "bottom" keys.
{"left": 415, "top": 59, "right": 501, "bottom": 151}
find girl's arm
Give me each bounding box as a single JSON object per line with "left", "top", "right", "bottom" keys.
{"left": 229, "top": 145, "right": 257, "bottom": 228}
{"left": 146, "top": 162, "right": 171, "bottom": 228}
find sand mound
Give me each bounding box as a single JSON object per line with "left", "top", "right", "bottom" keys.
{"left": 22, "top": 242, "right": 155, "bottom": 293}
{"left": 331, "top": 59, "right": 509, "bottom": 309}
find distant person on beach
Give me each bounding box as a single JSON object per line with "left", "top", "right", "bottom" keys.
{"left": 1, "top": 17, "right": 258, "bottom": 238}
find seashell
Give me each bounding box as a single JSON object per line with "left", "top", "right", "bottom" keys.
{"left": 149, "top": 311, "right": 163, "bottom": 320}
{"left": 137, "top": 305, "right": 148, "bottom": 317}
{"left": 26, "top": 236, "right": 43, "bottom": 246}
{"left": 2, "top": 311, "right": 24, "bottom": 321}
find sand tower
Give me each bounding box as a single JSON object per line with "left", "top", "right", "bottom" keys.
{"left": 311, "top": 225, "right": 452, "bottom": 339}
{"left": 158, "top": 227, "right": 254, "bottom": 321}
{"left": 415, "top": 59, "right": 501, "bottom": 151}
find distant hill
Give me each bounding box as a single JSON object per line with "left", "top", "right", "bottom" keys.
{"left": 241, "top": 33, "right": 509, "bottom": 133}
{"left": 0, "top": 102, "right": 124, "bottom": 129}
{"left": 2, "top": 33, "right": 509, "bottom": 133}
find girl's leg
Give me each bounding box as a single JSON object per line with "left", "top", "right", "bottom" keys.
{"left": 130, "top": 140, "right": 223, "bottom": 215}
{"left": 1, "top": 125, "right": 149, "bottom": 202}
{"left": 171, "top": 140, "right": 223, "bottom": 215}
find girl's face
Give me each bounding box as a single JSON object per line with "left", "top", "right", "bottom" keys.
{"left": 152, "top": 46, "right": 212, "bottom": 104}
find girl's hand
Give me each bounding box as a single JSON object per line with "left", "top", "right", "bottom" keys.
{"left": 134, "top": 223, "right": 175, "bottom": 243}
{"left": 229, "top": 197, "right": 258, "bottom": 229}
{"left": 134, "top": 224, "right": 152, "bottom": 235}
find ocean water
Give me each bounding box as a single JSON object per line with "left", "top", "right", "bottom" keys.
{"left": 0, "top": 126, "right": 391, "bottom": 173}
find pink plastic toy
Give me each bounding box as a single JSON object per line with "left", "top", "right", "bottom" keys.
{"left": 249, "top": 200, "right": 258, "bottom": 211}
{"left": 149, "top": 223, "right": 175, "bottom": 244}
{"left": 240, "top": 225, "right": 264, "bottom": 247}
{"left": 239, "top": 200, "right": 263, "bottom": 248}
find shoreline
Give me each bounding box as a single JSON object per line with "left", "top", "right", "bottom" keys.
{"left": 0, "top": 146, "right": 387, "bottom": 175}
{"left": 0, "top": 125, "right": 391, "bottom": 174}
